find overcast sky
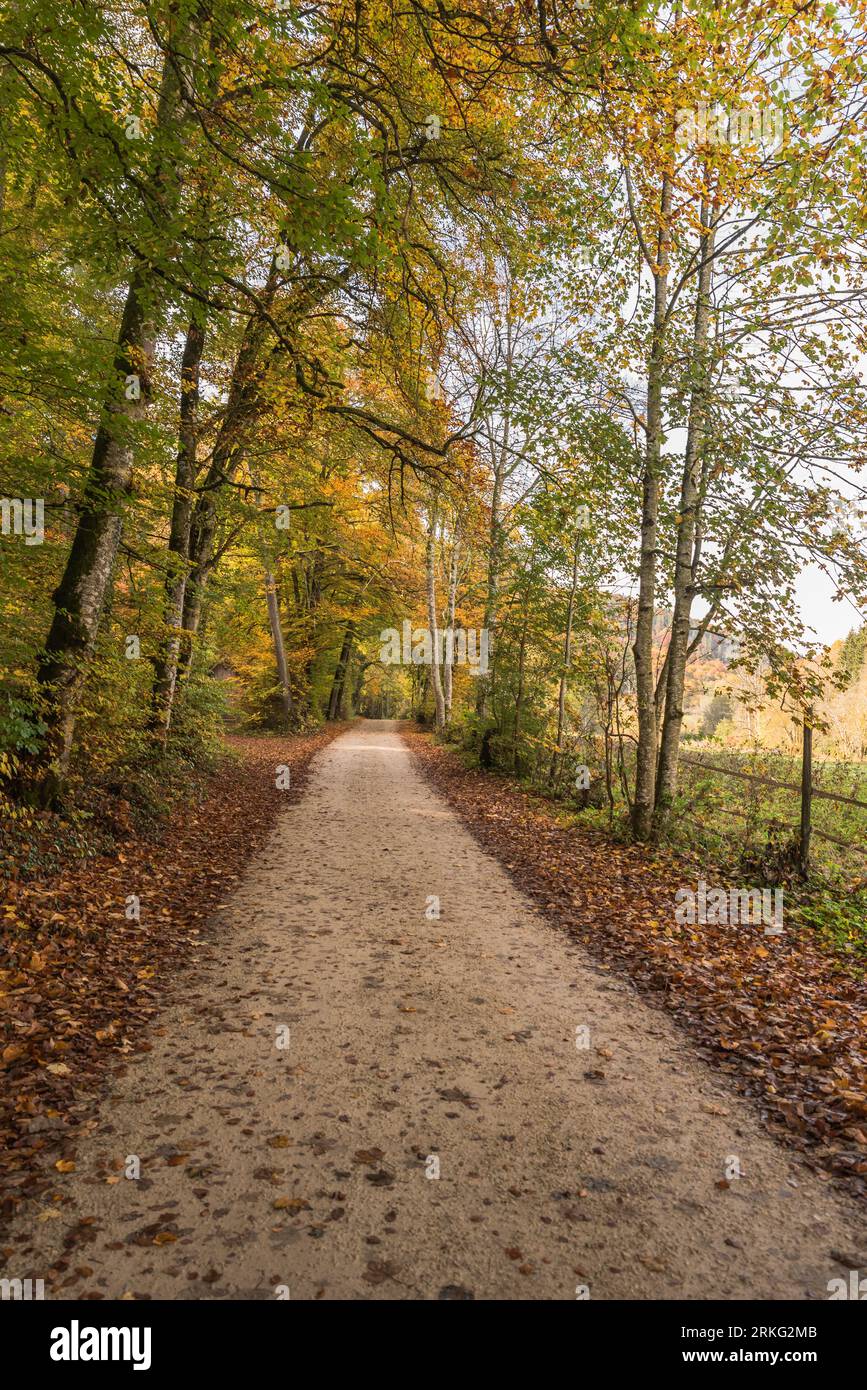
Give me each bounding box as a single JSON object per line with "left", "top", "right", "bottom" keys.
{"left": 797, "top": 564, "right": 864, "bottom": 647}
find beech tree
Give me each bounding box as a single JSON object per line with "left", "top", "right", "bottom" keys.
{"left": 1, "top": 0, "right": 863, "bottom": 855}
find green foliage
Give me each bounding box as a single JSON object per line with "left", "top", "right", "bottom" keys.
{"left": 0, "top": 689, "right": 46, "bottom": 758}
{"left": 791, "top": 884, "right": 867, "bottom": 969}
{"left": 840, "top": 626, "right": 867, "bottom": 687}
{"left": 0, "top": 1, "right": 864, "bottom": 959}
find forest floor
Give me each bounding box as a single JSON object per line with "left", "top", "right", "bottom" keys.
{"left": 0, "top": 728, "right": 341, "bottom": 1219}
{"left": 1, "top": 718, "right": 866, "bottom": 1301}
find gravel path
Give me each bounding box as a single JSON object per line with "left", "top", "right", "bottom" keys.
{"left": 7, "top": 720, "right": 866, "bottom": 1300}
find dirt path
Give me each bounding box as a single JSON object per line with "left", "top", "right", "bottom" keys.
{"left": 6, "top": 720, "right": 866, "bottom": 1300}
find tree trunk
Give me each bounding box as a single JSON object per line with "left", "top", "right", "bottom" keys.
{"left": 513, "top": 607, "right": 529, "bottom": 774}
{"left": 327, "top": 623, "right": 354, "bottom": 721}
{"left": 32, "top": 18, "right": 200, "bottom": 800}
{"left": 177, "top": 269, "right": 279, "bottom": 680}
{"left": 799, "top": 717, "right": 813, "bottom": 875}
{"left": 476, "top": 445, "right": 506, "bottom": 719}
{"left": 265, "top": 569, "right": 294, "bottom": 727}
{"left": 443, "top": 524, "right": 460, "bottom": 720}
{"left": 425, "top": 500, "right": 446, "bottom": 730}
{"left": 353, "top": 659, "right": 373, "bottom": 713}
{"left": 655, "top": 197, "right": 717, "bottom": 818}
{"left": 149, "top": 315, "right": 205, "bottom": 741}
{"left": 630, "top": 167, "right": 673, "bottom": 839}
{"left": 551, "top": 531, "right": 580, "bottom": 785}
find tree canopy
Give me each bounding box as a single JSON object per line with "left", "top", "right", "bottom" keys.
{"left": 1, "top": 0, "right": 865, "bottom": 845}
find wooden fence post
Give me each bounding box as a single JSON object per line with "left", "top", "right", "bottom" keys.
{"left": 799, "top": 716, "right": 813, "bottom": 875}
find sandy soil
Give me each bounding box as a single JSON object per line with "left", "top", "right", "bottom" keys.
{"left": 5, "top": 720, "right": 866, "bottom": 1301}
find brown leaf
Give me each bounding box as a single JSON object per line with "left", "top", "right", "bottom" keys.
{"left": 353, "top": 1148, "right": 384, "bottom": 1165}
{"left": 362, "top": 1260, "right": 398, "bottom": 1285}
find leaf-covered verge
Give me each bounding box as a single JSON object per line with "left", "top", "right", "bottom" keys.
{"left": 0, "top": 728, "right": 339, "bottom": 1223}
{"left": 405, "top": 728, "right": 867, "bottom": 1201}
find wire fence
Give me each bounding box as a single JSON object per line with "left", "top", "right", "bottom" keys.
{"left": 591, "top": 727, "right": 867, "bottom": 875}
{"left": 678, "top": 729, "right": 867, "bottom": 871}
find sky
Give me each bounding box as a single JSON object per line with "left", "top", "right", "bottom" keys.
{"left": 796, "top": 564, "right": 864, "bottom": 647}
